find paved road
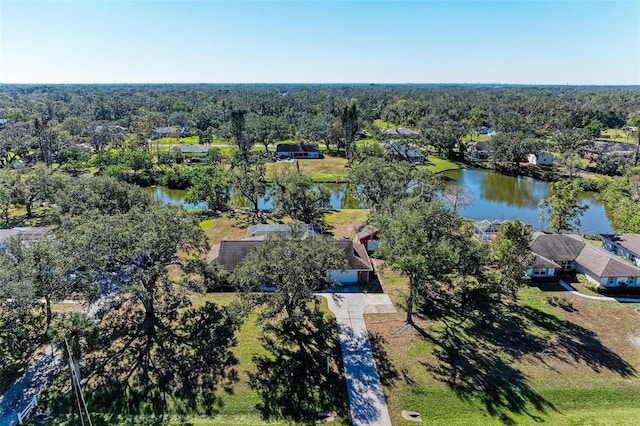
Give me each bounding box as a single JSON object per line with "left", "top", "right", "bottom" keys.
{"left": 0, "top": 346, "right": 63, "bottom": 426}
{"left": 321, "top": 293, "right": 396, "bottom": 426}
{"left": 0, "top": 293, "right": 113, "bottom": 426}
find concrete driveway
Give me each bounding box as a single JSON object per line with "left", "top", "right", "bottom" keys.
{"left": 320, "top": 293, "right": 395, "bottom": 426}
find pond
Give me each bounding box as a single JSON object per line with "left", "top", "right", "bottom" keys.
{"left": 143, "top": 183, "right": 364, "bottom": 211}
{"left": 144, "top": 168, "right": 614, "bottom": 235}
{"left": 440, "top": 169, "right": 613, "bottom": 234}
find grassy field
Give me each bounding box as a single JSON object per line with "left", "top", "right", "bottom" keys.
{"left": 265, "top": 155, "right": 349, "bottom": 182}
{"left": 44, "top": 292, "right": 348, "bottom": 426}
{"left": 373, "top": 119, "right": 399, "bottom": 129}
{"left": 366, "top": 269, "right": 640, "bottom": 425}
{"left": 201, "top": 214, "right": 252, "bottom": 244}
{"left": 600, "top": 128, "right": 637, "bottom": 143}
{"left": 323, "top": 209, "right": 369, "bottom": 239}
{"left": 422, "top": 155, "right": 464, "bottom": 174}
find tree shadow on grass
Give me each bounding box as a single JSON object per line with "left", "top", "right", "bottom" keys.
{"left": 44, "top": 296, "right": 241, "bottom": 425}
{"left": 418, "top": 301, "right": 635, "bottom": 425}
{"left": 249, "top": 305, "right": 350, "bottom": 425}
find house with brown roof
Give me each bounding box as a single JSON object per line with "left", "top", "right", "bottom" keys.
{"left": 601, "top": 234, "right": 640, "bottom": 267}
{"left": 211, "top": 236, "right": 373, "bottom": 284}
{"left": 529, "top": 233, "right": 640, "bottom": 287}
{"left": 355, "top": 221, "right": 379, "bottom": 252}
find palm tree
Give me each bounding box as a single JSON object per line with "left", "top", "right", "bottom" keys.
{"left": 48, "top": 312, "right": 98, "bottom": 385}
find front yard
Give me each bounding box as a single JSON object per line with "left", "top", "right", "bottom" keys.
{"left": 368, "top": 269, "right": 640, "bottom": 425}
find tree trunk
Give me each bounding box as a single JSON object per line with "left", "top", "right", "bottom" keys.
{"left": 406, "top": 277, "right": 416, "bottom": 325}
{"left": 26, "top": 202, "right": 32, "bottom": 218}
{"left": 45, "top": 297, "right": 52, "bottom": 328}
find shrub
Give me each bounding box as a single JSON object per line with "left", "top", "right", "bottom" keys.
{"left": 577, "top": 274, "right": 598, "bottom": 292}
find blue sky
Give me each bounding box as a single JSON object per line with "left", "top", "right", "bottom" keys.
{"left": 0, "top": 0, "right": 638, "bottom": 84}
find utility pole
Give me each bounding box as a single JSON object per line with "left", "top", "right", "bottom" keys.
{"left": 65, "top": 338, "right": 93, "bottom": 426}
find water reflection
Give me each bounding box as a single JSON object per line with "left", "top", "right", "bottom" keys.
{"left": 441, "top": 169, "right": 613, "bottom": 234}
{"left": 144, "top": 168, "right": 613, "bottom": 234}
{"left": 143, "top": 184, "right": 364, "bottom": 211}
{"left": 480, "top": 171, "right": 544, "bottom": 208}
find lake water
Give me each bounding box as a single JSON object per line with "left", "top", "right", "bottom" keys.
{"left": 440, "top": 169, "right": 613, "bottom": 234}
{"left": 144, "top": 168, "right": 614, "bottom": 234}
{"left": 143, "top": 183, "right": 364, "bottom": 211}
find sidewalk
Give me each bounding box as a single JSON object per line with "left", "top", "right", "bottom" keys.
{"left": 559, "top": 280, "right": 640, "bottom": 303}
{"left": 320, "top": 293, "right": 396, "bottom": 426}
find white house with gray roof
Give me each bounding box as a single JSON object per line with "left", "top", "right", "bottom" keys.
{"left": 529, "top": 233, "right": 640, "bottom": 287}
{"left": 600, "top": 234, "right": 640, "bottom": 267}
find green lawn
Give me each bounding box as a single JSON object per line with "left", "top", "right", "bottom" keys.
{"left": 367, "top": 270, "right": 640, "bottom": 425}
{"left": 43, "top": 292, "right": 348, "bottom": 426}
{"left": 422, "top": 155, "right": 464, "bottom": 174}
{"left": 265, "top": 155, "right": 349, "bottom": 183}
{"left": 324, "top": 209, "right": 369, "bottom": 239}
{"left": 600, "top": 128, "right": 636, "bottom": 143}
{"left": 374, "top": 119, "right": 399, "bottom": 129}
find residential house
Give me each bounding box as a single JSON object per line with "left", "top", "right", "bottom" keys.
{"left": 355, "top": 222, "right": 379, "bottom": 252}
{"left": 527, "top": 152, "right": 554, "bottom": 166}
{"left": 382, "top": 127, "right": 420, "bottom": 137}
{"left": 177, "top": 144, "right": 209, "bottom": 154}
{"left": 0, "top": 118, "right": 9, "bottom": 127}
{"left": 150, "top": 126, "right": 178, "bottom": 140}
{"left": 382, "top": 142, "right": 424, "bottom": 163}
{"left": 78, "top": 143, "right": 93, "bottom": 154}
{"left": 586, "top": 141, "right": 636, "bottom": 158}
{"left": 94, "top": 124, "right": 127, "bottom": 134}
{"left": 528, "top": 233, "right": 640, "bottom": 287}
{"left": 275, "top": 143, "right": 321, "bottom": 160}
{"left": 601, "top": 234, "right": 640, "bottom": 267}
{"left": 212, "top": 237, "right": 373, "bottom": 284}
{"left": 468, "top": 141, "right": 489, "bottom": 160}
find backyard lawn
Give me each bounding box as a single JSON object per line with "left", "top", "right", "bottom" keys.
{"left": 367, "top": 268, "right": 640, "bottom": 425}
{"left": 265, "top": 155, "right": 349, "bottom": 182}
{"left": 324, "top": 209, "right": 369, "bottom": 239}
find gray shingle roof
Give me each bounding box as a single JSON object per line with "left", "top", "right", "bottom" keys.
{"left": 532, "top": 254, "right": 561, "bottom": 269}
{"left": 382, "top": 142, "right": 424, "bottom": 158}
{"left": 178, "top": 144, "right": 209, "bottom": 154}
{"left": 531, "top": 233, "right": 640, "bottom": 279}
{"left": 382, "top": 127, "right": 419, "bottom": 136}
{"left": 531, "top": 233, "right": 586, "bottom": 261}
{"left": 601, "top": 234, "right": 640, "bottom": 256}
{"left": 576, "top": 243, "right": 640, "bottom": 277}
